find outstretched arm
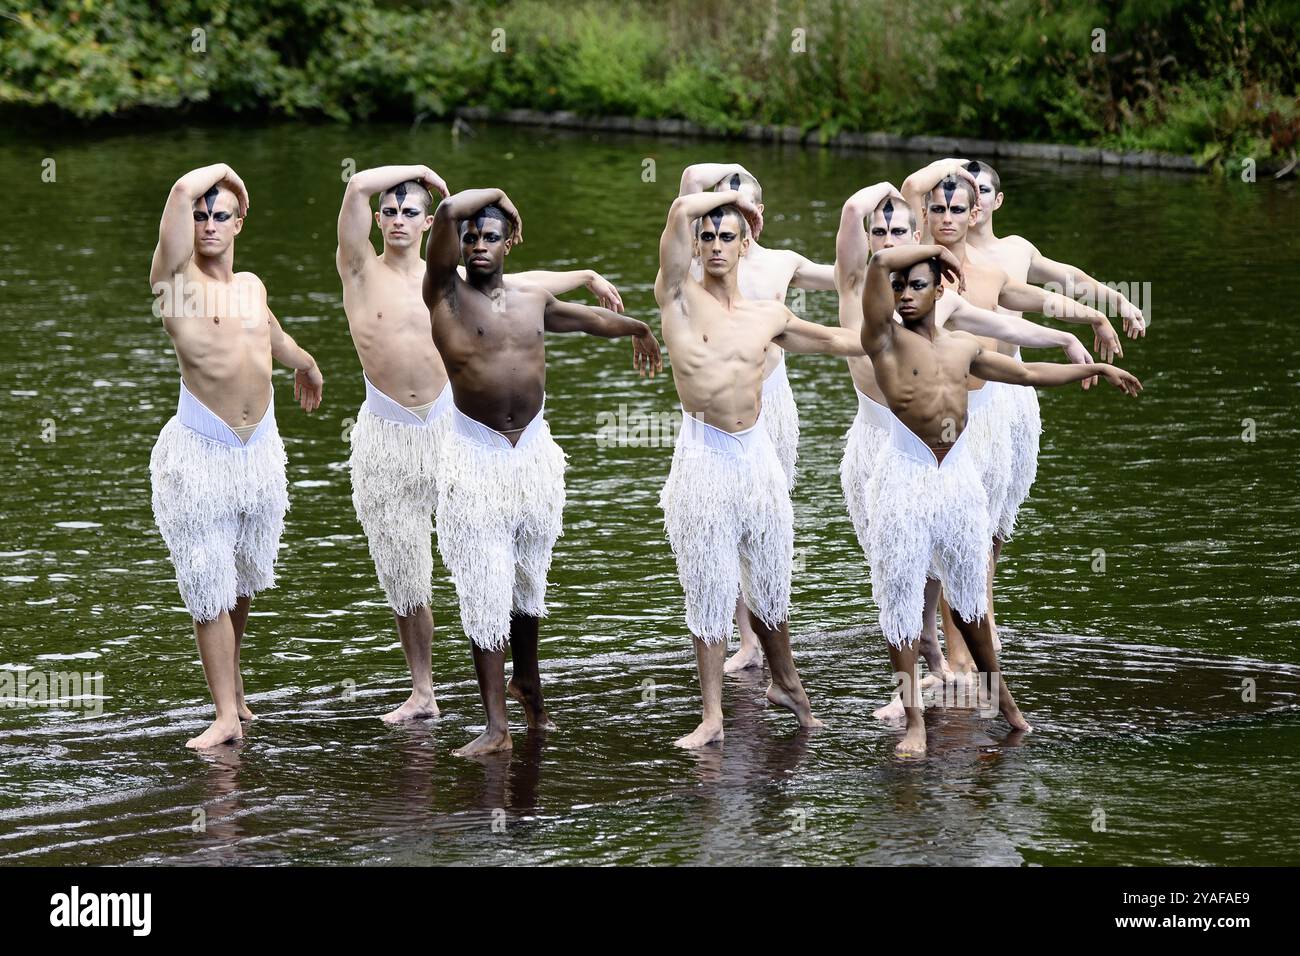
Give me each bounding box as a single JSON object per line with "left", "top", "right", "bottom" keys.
{"left": 338, "top": 164, "right": 447, "bottom": 277}
{"left": 775, "top": 314, "right": 865, "bottom": 356}
{"left": 268, "top": 306, "right": 324, "bottom": 413}
{"left": 861, "top": 244, "right": 962, "bottom": 356}
{"left": 506, "top": 269, "right": 624, "bottom": 311}
{"left": 678, "top": 162, "right": 753, "bottom": 197}
{"left": 1024, "top": 243, "right": 1147, "bottom": 338}
{"left": 789, "top": 253, "right": 837, "bottom": 292}
{"left": 543, "top": 296, "right": 663, "bottom": 377}
{"left": 998, "top": 281, "right": 1123, "bottom": 362}
{"left": 151, "top": 163, "right": 248, "bottom": 287}
{"left": 947, "top": 296, "right": 1097, "bottom": 388}
{"left": 655, "top": 189, "right": 756, "bottom": 301}
{"left": 972, "top": 348, "right": 1142, "bottom": 396}
{"left": 424, "top": 187, "right": 521, "bottom": 308}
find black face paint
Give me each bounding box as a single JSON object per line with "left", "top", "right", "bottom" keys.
{"left": 395, "top": 182, "right": 408, "bottom": 207}
{"left": 708, "top": 211, "right": 724, "bottom": 231}
{"left": 203, "top": 186, "right": 218, "bottom": 215}
{"left": 941, "top": 177, "right": 958, "bottom": 205}
{"left": 728, "top": 174, "right": 741, "bottom": 191}
{"left": 882, "top": 198, "right": 895, "bottom": 229}
{"left": 965, "top": 161, "right": 981, "bottom": 176}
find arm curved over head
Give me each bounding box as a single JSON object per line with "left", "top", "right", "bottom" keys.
{"left": 151, "top": 163, "right": 248, "bottom": 287}
{"left": 542, "top": 295, "right": 663, "bottom": 377}
{"left": 678, "top": 162, "right": 753, "bottom": 197}
{"left": 861, "top": 244, "right": 961, "bottom": 356}
{"left": 654, "top": 189, "right": 754, "bottom": 304}
{"left": 900, "top": 159, "right": 975, "bottom": 234}
{"left": 423, "top": 187, "right": 520, "bottom": 309}
{"left": 338, "top": 164, "right": 447, "bottom": 278}
{"left": 835, "top": 182, "right": 902, "bottom": 307}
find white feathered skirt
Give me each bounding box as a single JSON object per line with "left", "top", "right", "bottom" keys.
{"left": 349, "top": 375, "right": 453, "bottom": 615}
{"left": 866, "top": 414, "right": 991, "bottom": 649}
{"left": 963, "top": 381, "right": 1015, "bottom": 540}
{"left": 660, "top": 410, "right": 793, "bottom": 644}
{"left": 435, "top": 403, "right": 567, "bottom": 651}
{"left": 840, "top": 386, "right": 893, "bottom": 560}
{"left": 149, "top": 378, "right": 289, "bottom": 623}
{"left": 761, "top": 352, "right": 799, "bottom": 490}
{"left": 1002, "top": 352, "right": 1042, "bottom": 539}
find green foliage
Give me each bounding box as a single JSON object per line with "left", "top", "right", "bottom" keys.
{"left": 1, "top": 0, "right": 1296, "bottom": 166}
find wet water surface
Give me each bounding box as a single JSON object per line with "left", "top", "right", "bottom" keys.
{"left": 1, "top": 122, "right": 1297, "bottom": 865}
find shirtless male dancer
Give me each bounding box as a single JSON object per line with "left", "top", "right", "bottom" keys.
{"left": 655, "top": 189, "right": 864, "bottom": 748}
{"left": 149, "top": 164, "right": 323, "bottom": 749}
{"left": 677, "top": 163, "right": 837, "bottom": 674}
{"left": 338, "top": 164, "right": 629, "bottom": 723}
{"left": 422, "top": 187, "right": 661, "bottom": 757}
{"left": 859, "top": 243, "right": 1141, "bottom": 753}
{"left": 835, "top": 183, "right": 1096, "bottom": 689}
{"left": 901, "top": 166, "right": 1124, "bottom": 671}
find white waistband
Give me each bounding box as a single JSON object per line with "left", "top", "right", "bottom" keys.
{"left": 968, "top": 381, "right": 996, "bottom": 412}
{"left": 450, "top": 401, "right": 547, "bottom": 449}
{"left": 678, "top": 408, "right": 767, "bottom": 455}
{"left": 762, "top": 351, "right": 788, "bottom": 394}
{"left": 362, "top": 374, "right": 451, "bottom": 427}
{"left": 177, "top": 377, "right": 275, "bottom": 448}
{"left": 887, "top": 413, "right": 974, "bottom": 470}
{"left": 853, "top": 386, "right": 893, "bottom": 431}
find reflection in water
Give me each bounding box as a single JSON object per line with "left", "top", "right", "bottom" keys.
{"left": 1, "top": 121, "right": 1298, "bottom": 865}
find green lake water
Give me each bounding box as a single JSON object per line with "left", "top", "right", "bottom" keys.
{"left": 1, "top": 120, "right": 1297, "bottom": 865}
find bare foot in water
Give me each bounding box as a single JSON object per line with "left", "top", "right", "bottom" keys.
{"left": 507, "top": 678, "right": 556, "bottom": 730}
{"left": 872, "top": 695, "right": 906, "bottom": 722}
{"left": 724, "top": 645, "right": 764, "bottom": 674}
{"left": 674, "top": 719, "right": 723, "bottom": 749}
{"left": 766, "top": 681, "right": 825, "bottom": 729}
{"left": 895, "top": 723, "right": 927, "bottom": 756}
{"left": 453, "top": 727, "right": 512, "bottom": 757}
{"left": 1001, "top": 698, "right": 1032, "bottom": 733}
{"left": 380, "top": 691, "right": 440, "bottom": 724}
{"left": 237, "top": 700, "right": 257, "bottom": 722}
{"left": 186, "top": 717, "right": 243, "bottom": 750}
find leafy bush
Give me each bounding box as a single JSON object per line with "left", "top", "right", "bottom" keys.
{"left": 1, "top": 0, "right": 1295, "bottom": 167}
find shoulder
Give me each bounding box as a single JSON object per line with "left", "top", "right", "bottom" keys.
{"left": 235, "top": 271, "right": 267, "bottom": 291}
{"left": 945, "top": 328, "right": 980, "bottom": 349}
{"left": 1001, "top": 234, "right": 1039, "bottom": 255}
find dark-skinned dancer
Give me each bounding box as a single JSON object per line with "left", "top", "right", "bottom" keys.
{"left": 422, "top": 188, "right": 663, "bottom": 757}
